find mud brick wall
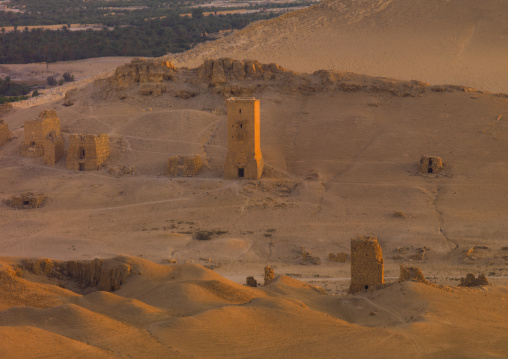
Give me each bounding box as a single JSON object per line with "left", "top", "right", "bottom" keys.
{"left": 349, "top": 236, "right": 384, "bottom": 293}
{"left": 167, "top": 155, "right": 202, "bottom": 177}
{"left": 66, "top": 134, "right": 110, "bottom": 171}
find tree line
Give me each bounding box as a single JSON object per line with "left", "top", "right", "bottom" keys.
{"left": 0, "top": 12, "right": 276, "bottom": 64}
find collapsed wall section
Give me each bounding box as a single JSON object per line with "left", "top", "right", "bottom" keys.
{"left": 5, "top": 192, "right": 47, "bottom": 208}
{"left": 167, "top": 155, "right": 203, "bottom": 177}
{"left": 66, "top": 133, "right": 110, "bottom": 171}
{"left": 349, "top": 236, "right": 384, "bottom": 293}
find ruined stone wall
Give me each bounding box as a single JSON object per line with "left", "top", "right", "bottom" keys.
{"left": 66, "top": 134, "right": 110, "bottom": 171}
{"left": 112, "top": 57, "right": 175, "bottom": 90}
{"left": 197, "top": 58, "right": 288, "bottom": 86}
{"left": 399, "top": 265, "right": 428, "bottom": 283}
{"left": 0, "top": 120, "right": 9, "bottom": 146}
{"left": 5, "top": 192, "right": 47, "bottom": 208}
{"left": 167, "top": 155, "right": 203, "bottom": 177}
{"left": 418, "top": 155, "right": 443, "bottom": 174}
{"left": 224, "top": 97, "right": 263, "bottom": 180}
{"left": 349, "top": 236, "right": 384, "bottom": 293}
{"left": 20, "top": 109, "right": 63, "bottom": 163}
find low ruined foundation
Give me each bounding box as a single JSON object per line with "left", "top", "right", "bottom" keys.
{"left": 167, "top": 155, "right": 203, "bottom": 177}
{"left": 5, "top": 192, "right": 47, "bottom": 209}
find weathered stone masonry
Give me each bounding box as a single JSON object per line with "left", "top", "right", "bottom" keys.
{"left": 224, "top": 97, "right": 263, "bottom": 180}
{"left": 66, "top": 134, "right": 111, "bottom": 171}
{"left": 167, "top": 155, "right": 203, "bottom": 177}
{"left": 349, "top": 236, "right": 384, "bottom": 293}
{"left": 20, "top": 109, "right": 64, "bottom": 165}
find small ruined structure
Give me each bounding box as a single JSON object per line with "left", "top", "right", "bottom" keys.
{"left": 460, "top": 273, "right": 489, "bottom": 287}
{"left": 399, "top": 265, "right": 428, "bottom": 284}
{"left": 167, "top": 155, "right": 203, "bottom": 177}
{"left": 66, "top": 134, "right": 110, "bottom": 171}
{"left": 20, "top": 109, "right": 64, "bottom": 165}
{"left": 264, "top": 265, "right": 274, "bottom": 285}
{"left": 0, "top": 119, "right": 9, "bottom": 146}
{"left": 246, "top": 276, "right": 257, "bottom": 287}
{"left": 328, "top": 252, "right": 349, "bottom": 262}
{"left": 224, "top": 97, "right": 263, "bottom": 180}
{"left": 5, "top": 192, "right": 47, "bottom": 208}
{"left": 418, "top": 155, "right": 443, "bottom": 174}
{"left": 349, "top": 236, "right": 384, "bottom": 294}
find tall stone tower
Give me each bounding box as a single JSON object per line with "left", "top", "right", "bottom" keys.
{"left": 224, "top": 97, "right": 263, "bottom": 180}
{"left": 349, "top": 236, "right": 384, "bottom": 293}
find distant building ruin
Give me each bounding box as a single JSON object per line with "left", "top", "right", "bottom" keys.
{"left": 5, "top": 192, "right": 47, "bottom": 209}
{"left": 167, "top": 155, "right": 203, "bottom": 177}
{"left": 349, "top": 236, "right": 384, "bottom": 293}
{"left": 0, "top": 119, "right": 9, "bottom": 146}
{"left": 224, "top": 97, "right": 263, "bottom": 180}
{"left": 20, "top": 109, "right": 64, "bottom": 165}
{"left": 418, "top": 155, "right": 443, "bottom": 174}
{"left": 66, "top": 134, "right": 110, "bottom": 171}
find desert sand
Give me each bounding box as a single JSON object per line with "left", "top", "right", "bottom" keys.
{"left": 0, "top": 0, "right": 507, "bottom": 357}
{"left": 173, "top": 0, "right": 508, "bottom": 93}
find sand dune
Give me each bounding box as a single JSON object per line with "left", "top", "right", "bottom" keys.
{"left": 0, "top": 256, "right": 507, "bottom": 358}
{"left": 172, "top": 0, "right": 508, "bottom": 93}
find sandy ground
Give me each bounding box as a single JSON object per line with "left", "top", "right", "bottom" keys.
{"left": 0, "top": 256, "right": 507, "bottom": 358}
{"left": 0, "top": 0, "right": 507, "bottom": 357}
{"left": 172, "top": 0, "right": 508, "bottom": 94}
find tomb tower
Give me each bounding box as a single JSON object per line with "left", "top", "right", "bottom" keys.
{"left": 224, "top": 97, "right": 263, "bottom": 180}
{"left": 349, "top": 236, "right": 384, "bottom": 293}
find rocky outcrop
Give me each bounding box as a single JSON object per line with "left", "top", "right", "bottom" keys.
{"left": 22, "top": 257, "right": 132, "bottom": 292}
{"left": 197, "top": 58, "right": 290, "bottom": 86}
{"left": 112, "top": 57, "right": 176, "bottom": 89}
{"left": 460, "top": 273, "right": 489, "bottom": 287}
{"left": 399, "top": 265, "right": 428, "bottom": 284}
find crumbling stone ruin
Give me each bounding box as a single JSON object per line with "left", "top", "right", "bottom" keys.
{"left": 0, "top": 119, "right": 9, "bottom": 146}
{"left": 111, "top": 57, "right": 175, "bottom": 96}
{"left": 328, "top": 252, "right": 349, "bottom": 262}
{"left": 418, "top": 155, "right": 443, "bottom": 175}
{"left": 66, "top": 133, "right": 111, "bottom": 171}
{"left": 298, "top": 247, "right": 321, "bottom": 265}
{"left": 197, "top": 58, "right": 288, "bottom": 87}
{"left": 399, "top": 265, "right": 428, "bottom": 284}
{"left": 349, "top": 236, "right": 384, "bottom": 294}
{"left": 167, "top": 155, "right": 203, "bottom": 177}
{"left": 460, "top": 273, "right": 489, "bottom": 287}
{"left": 224, "top": 97, "right": 264, "bottom": 180}
{"left": 21, "top": 257, "right": 131, "bottom": 292}
{"left": 246, "top": 276, "right": 257, "bottom": 287}
{"left": 5, "top": 192, "right": 47, "bottom": 208}
{"left": 264, "top": 265, "right": 274, "bottom": 285}
{"left": 20, "top": 109, "right": 64, "bottom": 165}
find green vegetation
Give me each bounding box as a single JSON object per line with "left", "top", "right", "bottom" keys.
{"left": 0, "top": 12, "right": 278, "bottom": 63}
{"left": 0, "top": 76, "right": 31, "bottom": 103}
{"left": 0, "top": 76, "right": 30, "bottom": 96}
